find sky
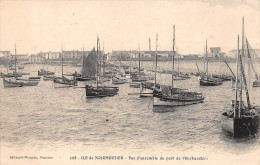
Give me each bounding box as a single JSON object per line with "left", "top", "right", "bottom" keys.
{"left": 0, "top": 0, "right": 259, "bottom": 56}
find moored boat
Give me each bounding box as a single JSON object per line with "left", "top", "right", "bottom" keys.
{"left": 38, "top": 69, "right": 55, "bottom": 76}
{"left": 53, "top": 46, "right": 77, "bottom": 88}
{"left": 111, "top": 76, "right": 128, "bottom": 84}
{"left": 85, "top": 85, "right": 119, "bottom": 98}
{"left": 85, "top": 37, "right": 119, "bottom": 98}
{"left": 153, "top": 26, "right": 205, "bottom": 108}
{"left": 199, "top": 40, "right": 223, "bottom": 86}
{"left": 221, "top": 18, "right": 259, "bottom": 138}
{"left": 3, "top": 78, "right": 23, "bottom": 87}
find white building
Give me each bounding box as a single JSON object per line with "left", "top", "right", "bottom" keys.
{"left": 10, "top": 54, "right": 28, "bottom": 61}
{"left": 28, "top": 54, "right": 44, "bottom": 63}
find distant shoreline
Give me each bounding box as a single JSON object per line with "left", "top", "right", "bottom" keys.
{"left": 1, "top": 56, "right": 260, "bottom": 65}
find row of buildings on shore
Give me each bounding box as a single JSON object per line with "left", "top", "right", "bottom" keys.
{"left": 0, "top": 47, "right": 259, "bottom": 63}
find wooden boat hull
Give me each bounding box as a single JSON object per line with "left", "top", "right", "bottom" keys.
{"left": 0, "top": 72, "right": 22, "bottom": 78}
{"left": 129, "top": 83, "right": 140, "bottom": 88}
{"left": 111, "top": 77, "right": 128, "bottom": 84}
{"left": 53, "top": 82, "right": 73, "bottom": 88}
{"left": 86, "top": 85, "right": 119, "bottom": 98}
{"left": 76, "top": 77, "right": 92, "bottom": 81}
{"left": 153, "top": 96, "right": 204, "bottom": 107}
{"left": 132, "top": 77, "right": 149, "bottom": 82}
{"left": 43, "top": 75, "right": 56, "bottom": 81}
{"left": 38, "top": 70, "right": 55, "bottom": 76}
{"left": 222, "top": 115, "right": 259, "bottom": 138}
{"left": 29, "top": 76, "right": 41, "bottom": 80}
{"left": 3, "top": 79, "right": 23, "bottom": 88}
{"left": 19, "top": 81, "right": 39, "bottom": 86}
{"left": 200, "top": 79, "right": 223, "bottom": 86}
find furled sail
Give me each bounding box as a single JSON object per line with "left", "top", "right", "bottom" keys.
{"left": 82, "top": 48, "right": 97, "bottom": 77}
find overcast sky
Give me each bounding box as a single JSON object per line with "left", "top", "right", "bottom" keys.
{"left": 0, "top": 0, "right": 259, "bottom": 55}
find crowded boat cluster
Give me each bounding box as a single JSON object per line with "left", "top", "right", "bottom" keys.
{"left": 1, "top": 18, "right": 260, "bottom": 139}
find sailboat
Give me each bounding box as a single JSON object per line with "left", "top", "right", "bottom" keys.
{"left": 153, "top": 25, "right": 205, "bottom": 107}
{"left": 1, "top": 54, "right": 22, "bottom": 78}
{"left": 53, "top": 46, "right": 77, "bottom": 88}
{"left": 74, "top": 50, "right": 97, "bottom": 81}
{"left": 199, "top": 40, "right": 223, "bottom": 86}
{"left": 85, "top": 36, "right": 119, "bottom": 98}
{"left": 140, "top": 33, "right": 160, "bottom": 97}
{"left": 3, "top": 44, "right": 39, "bottom": 87}
{"left": 111, "top": 49, "right": 128, "bottom": 84}
{"left": 43, "top": 60, "right": 56, "bottom": 81}
{"left": 131, "top": 44, "right": 149, "bottom": 82}
{"left": 222, "top": 18, "right": 259, "bottom": 138}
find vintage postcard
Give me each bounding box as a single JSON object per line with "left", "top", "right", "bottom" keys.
{"left": 0, "top": 0, "right": 259, "bottom": 165}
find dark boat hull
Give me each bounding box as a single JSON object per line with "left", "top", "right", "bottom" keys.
{"left": 3, "top": 79, "right": 23, "bottom": 87}
{"left": 38, "top": 70, "right": 55, "bottom": 76}
{"left": 76, "top": 77, "right": 92, "bottom": 81}
{"left": 200, "top": 79, "right": 223, "bottom": 86}
{"left": 86, "top": 85, "right": 119, "bottom": 98}
{"left": 234, "top": 117, "right": 259, "bottom": 138}
{"left": 222, "top": 115, "right": 259, "bottom": 138}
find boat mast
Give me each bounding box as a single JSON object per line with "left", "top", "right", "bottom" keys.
{"left": 61, "top": 45, "right": 64, "bottom": 79}
{"left": 234, "top": 35, "right": 239, "bottom": 119}
{"left": 155, "top": 33, "right": 158, "bottom": 87}
{"left": 204, "top": 44, "right": 205, "bottom": 73}
{"left": 96, "top": 36, "right": 99, "bottom": 88}
{"left": 99, "top": 41, "right": 102, "bottom": 76}
{"left": 240, "top": 17, "right": 251, "bottom": 109}
{"left": 138, "top": 43, "right": 140, "bottom": 77}
{"left": 14, "top": 44, "right": 17, "bottom": 78}
{"left": 206, "top": 39, "right": 208, "bottom": 78}
{"left": 130, "top": 51, "right": 132, "bottom": 73}
{"left": 103, "top": 42, "right": 105, "bottom": 75}
{"left": 171, "top": 25, "right": 175, "bottom": 91}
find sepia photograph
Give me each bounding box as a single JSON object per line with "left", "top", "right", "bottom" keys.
{"left": 0, "top": 0, "right": 259, "bottom": 164}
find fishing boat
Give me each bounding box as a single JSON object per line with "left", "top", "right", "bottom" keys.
{"left": 199, "top": 40, "right": 223, "bottom": 86}
{"left": 222, "top": 18, "right": 259, "bottom": 138}
{"left": 212, "top": 74, "right": 232, "bottom": 81}
{"left": 153, "top": 26, "right": 205, "bottom": 107}
{"left": 0, "top": 72, "right": 22, "bottom": 78}
{"left": 18, "top": 79, "right": 39, "bottom": 86}
{"left": 38, "top": 69, "right": 55, "bottom": 76}
{"left": 42, "top": 60, "right": 56, "bottom": 81}
{"left": 85, "top": 37, "right": 119, "bottom": 98}
{"left": 3, "top": 44, "right": 39, "bottom": 87}
{"left": 111, "top": 76, "right": 128, "bottom": 84}
{"left": 75, "top": 49, "right": 97, "bottom": 81}
{"left": 3, "top": 78, "right": 23, "bottom": 87}
{"left": 129, "top": 82, "right": 140, "bottom": 88}
{"left": 140, "top": 34, "right": 159, "bottom": 97}
{"left": 153, "top": 87, "right": 205, "bottom": 107}
{"left": 53, "top": 46, "right": 77, "bottom": 88}
{"left": 131, "top": 44, "right": 148, "bottom": 82}
{"left": 43, "top": 75, "right": 56, "bottom": 81}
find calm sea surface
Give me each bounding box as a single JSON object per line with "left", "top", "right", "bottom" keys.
{"left": 0, "top": 60, "right": 259, "bottom": 164}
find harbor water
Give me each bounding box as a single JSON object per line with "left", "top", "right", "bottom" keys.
{"left": 0, "top": 61, "right": 259, "bottom": 164}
